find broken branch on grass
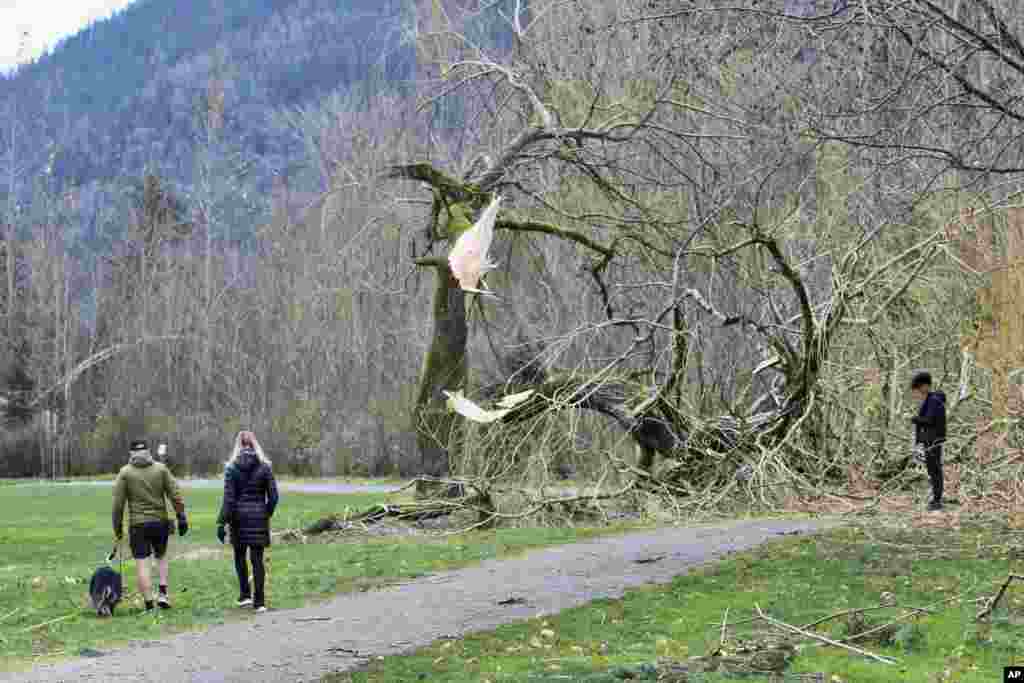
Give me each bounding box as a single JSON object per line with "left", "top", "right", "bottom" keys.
{"left": 20, "top": 613, "right": 75, "bottom": 632}
{"left": 799, "top": 595, "right": 969, "bottom": 653}
{"left": 303, "top": 500, "right": 478, "bottom": 534}
{"left": 976, "top": 573, "right": 1024, "bottom": 622}
{"left": 836, "top": 612, "right": 916, "bottom": 646}
{"left": 320, "top": 473, "right": 636, "bottom": 535}
{"left": 482, "top": 479, "right": 640, "bottom": 523}
{"left": 798, "top": 601, "right": 939, "bottom": 632}
{"left": 389, "top": 475, "right": 487, "bottom": 498}
{"left": 754, "top": 604, "right": 898, "bottom": 665}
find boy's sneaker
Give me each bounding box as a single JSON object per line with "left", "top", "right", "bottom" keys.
{"left": 237, "top": 597, "right": 253, "bottom": 607}
{"left": 157, "top": 594, "right": 171, "bottom": 609}
{"left": 254, "top": 605, "right": 267, "bottom": 613}
{"left": 927, "top": 500, "right": 943, "bottom": 511}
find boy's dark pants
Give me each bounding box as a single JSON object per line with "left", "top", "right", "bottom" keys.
{"left": 925, "top": 445, "right": 943, "bottom": 503}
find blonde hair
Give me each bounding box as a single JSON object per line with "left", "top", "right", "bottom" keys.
{"left": 226, "top": 430, "right": 272, "bottom": 469}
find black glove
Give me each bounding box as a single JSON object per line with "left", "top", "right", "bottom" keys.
{"left": 177, "top": 514, "right": 189, "bottom": 537}
{"left": 216, "top": 524, "right": 226, "bottom": 544}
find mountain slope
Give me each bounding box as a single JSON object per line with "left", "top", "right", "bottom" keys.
{"left": 0, "top": 0, "right": 419, "bottom": 196}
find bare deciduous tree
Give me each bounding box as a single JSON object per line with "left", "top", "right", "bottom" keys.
{"left": 375, "top": 0, "right": 976, "bottom": 514}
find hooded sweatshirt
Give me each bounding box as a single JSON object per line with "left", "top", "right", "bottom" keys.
{"left": 912, "top": 390, "right": 947, "bottom": 447}
{"left": 112, "top": 451, "right": 186, "bottom": 537}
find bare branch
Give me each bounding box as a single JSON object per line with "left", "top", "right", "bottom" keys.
{"left": 495, "top": 218, "right": 614, "bottom": 257}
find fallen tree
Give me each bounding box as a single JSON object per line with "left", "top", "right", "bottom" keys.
{"left": 375, "top": 0, "right": 968, "bottom": 515}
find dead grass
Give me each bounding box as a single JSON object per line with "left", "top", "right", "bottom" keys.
{"left": 781, "top": 462, "right": 1024, "bottom": 530}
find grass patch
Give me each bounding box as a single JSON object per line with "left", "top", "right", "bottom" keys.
{"left": 0, "top": 481, "right": 657, "bottom": 671}
{"left": 329, "top": 516, "right": 1024, "bottom": 682}
{"left": 0, "top": 475, "right": 408, "bottom": 486}
{"left": 276, "top": 476, "right": 409, "bottom": 486}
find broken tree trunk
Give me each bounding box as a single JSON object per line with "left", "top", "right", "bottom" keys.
{"left": 410, "top": 258, "right": 469, "bottom": 483}
{"left": 484, "top": 372, "right": 799, "bottom": 462}
{"left": 406, "top": 194, "right": 490, "bottom": 487}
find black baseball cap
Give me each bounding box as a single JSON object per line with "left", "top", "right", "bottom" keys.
{"left": 129, "top": 440, "right": 149, "bottom": 452}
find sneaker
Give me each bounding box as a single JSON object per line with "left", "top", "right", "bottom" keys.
{"left": 237, "top": 597, "right": 253, "bottom": 607}
{"left": 157, "top": 594, "right": 171, "bottom": 609}
{"left": 254, "top": 605, "right": 267, "bottom": 613}
{"left": 927, "top": 500, "right": 943, "bottom": 511}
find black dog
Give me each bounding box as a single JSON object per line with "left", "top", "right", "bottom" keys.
{"left": 88, "top": 565, "right": 123, "bottom": 617}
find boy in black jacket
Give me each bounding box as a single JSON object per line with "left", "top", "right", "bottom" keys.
{"left": 911, "top": 371, "right": 947, "bottom": 511}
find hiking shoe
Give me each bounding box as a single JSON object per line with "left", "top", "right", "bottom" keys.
{"left": 237, "top": 597, "right": 253, "bottom": 607}
{"left": 157, "top": 595, "right": 171, "bottom": 609}
{"left": 927, "top": 500, "right": 943, "bottom": 511}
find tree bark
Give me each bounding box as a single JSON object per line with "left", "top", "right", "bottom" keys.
{"left": 410, "top": 262, "right": 468, "bottom": 479}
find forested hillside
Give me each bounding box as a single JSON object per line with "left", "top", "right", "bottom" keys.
{"left": 1, "top": 1, "right": 1019, "bottom": 519}
{"left": 1, "top": 0, "right": 419, "bottom": 190}
{"left": 0, "top": 0, "right": 517, "bottom": 476}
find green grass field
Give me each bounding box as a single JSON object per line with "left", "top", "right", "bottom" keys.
{"left": 0, "top": 475, "right": 408, "bottom": 486}
{"left": 332, "top": 517, "right": 1024, "bottom": 683}
{"left": 0, "top": 481, "right": 653, "bottom": 671}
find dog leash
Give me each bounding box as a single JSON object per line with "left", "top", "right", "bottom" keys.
{"left": 107, "top": 538, "right": 125, "bottom": 577}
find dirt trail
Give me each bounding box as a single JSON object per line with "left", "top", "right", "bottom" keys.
{"left": 1, "top": 516, "right": 843, "bottom": 683}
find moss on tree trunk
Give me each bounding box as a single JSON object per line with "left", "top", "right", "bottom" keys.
{"left": 411, "top": 263, "right": 468, "bottom": 479}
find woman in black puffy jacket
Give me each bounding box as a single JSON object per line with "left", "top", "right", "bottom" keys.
{"left": 216, "top": 431, "right": 279, "bottom": 611}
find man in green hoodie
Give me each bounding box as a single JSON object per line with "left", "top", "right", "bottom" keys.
{"left": 112, "top": 439, "right": 189, "bottom": 611}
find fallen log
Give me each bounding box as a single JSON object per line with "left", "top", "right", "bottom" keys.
{"left": 303, "top": 498, "right": 488, "bottom": 535}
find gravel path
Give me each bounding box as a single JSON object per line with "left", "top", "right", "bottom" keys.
{"left": 2, "top": 516, "right": 843, "bottom": 683}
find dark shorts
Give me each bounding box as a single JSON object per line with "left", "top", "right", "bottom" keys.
{"left": 129, "top": 520, "right": 171, "bottom": 560}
